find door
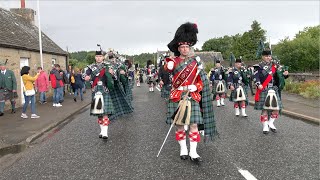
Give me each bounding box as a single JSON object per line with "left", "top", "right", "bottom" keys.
{"left": 20, "top": 58, "right": 29, "bottom": 104}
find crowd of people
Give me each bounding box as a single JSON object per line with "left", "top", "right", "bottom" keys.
{"left": 0, "top": 59, "right": 89, "bottom": 118}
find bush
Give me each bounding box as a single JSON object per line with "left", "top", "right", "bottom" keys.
{"left": 284, "top": 79, "right": 320, "bottom": 99}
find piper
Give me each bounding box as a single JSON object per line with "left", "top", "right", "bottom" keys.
{"left": 227, "top": 58, "right": 249, "bottom": 117}
{"left": 253, "top": 49, "right": 288, "bottom": 134}
{"left": 162, "top": 22, "right": 217, "bottom": 162}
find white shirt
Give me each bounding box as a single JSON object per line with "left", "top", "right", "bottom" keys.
{"left": 1, "top": 69, "right": 6, "bottom": 75}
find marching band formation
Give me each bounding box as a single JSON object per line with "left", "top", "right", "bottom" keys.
{"left": 86, "top": 22, "right": 288, "bottom": 163}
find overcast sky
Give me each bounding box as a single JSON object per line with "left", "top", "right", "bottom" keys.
{"left": 0, "top": 0, "right": 319, "bottom": 55}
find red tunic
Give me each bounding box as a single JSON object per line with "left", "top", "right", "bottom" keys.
{"left": 165, "top": 57, "right": 203, "bottom": 103}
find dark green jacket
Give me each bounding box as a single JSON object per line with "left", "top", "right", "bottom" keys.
{"left": 0, "top": 69, "right": 17, "bottom": 90}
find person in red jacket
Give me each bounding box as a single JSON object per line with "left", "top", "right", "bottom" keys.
{"left": 50, "top": 64, "right": 64, "bottom": 107}
{"left": 35, "top": 67, "right": 49, "bottom": 104}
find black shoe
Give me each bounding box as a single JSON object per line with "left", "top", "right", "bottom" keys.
{"left": 0, "top": 112, "right": 3, "bottom": 116}
{"left": 99, "top": 134, "right": 102, "bottom": 138}
{"left": 270, "top": 128, "right": 277, "bottom": 133}
{"left": 190, "top": 156, "right": 202, "bottom": 162}
{"left": 102, "top": 136, "right": 108, "bottom": 140}
{"left": 180, "top": 155, "right": 188, "bottom": 160}
{"left": 81, "top": 98, "right": 84, "bottom": 101}
{"left": 73, "top": 98, "right": 77, "bottom": 102}
{"left": 263, "top": 131, "right": 269, "bottom": 134}
{"left": 11, "top": 109, "right": 16, "bottom": 114}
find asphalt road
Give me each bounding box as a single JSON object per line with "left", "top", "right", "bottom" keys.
{"left": 0, "top": 83, "right": 319, "bottom": 180}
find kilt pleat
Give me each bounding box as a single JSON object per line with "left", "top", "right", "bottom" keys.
{"left": 108, "top": 81, "right": 134, "bottom": 120}
{"left": 229, "top": 85, "right": 249, "bottom": 105}
{"left": 90, "top": 85, "right": 114, "bottom": 116}
{"left": 254, "top": 87, "right": 283, "bottom": 110}
{"left": 166, "top": 97, "right": 203, "bottom": 125}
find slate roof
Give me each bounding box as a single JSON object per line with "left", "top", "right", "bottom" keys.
{"left": 195, "top": 51, "right": 224, "bottom": 63}
{"left": 0, "top": 8, "right": 67, "bottom": 56}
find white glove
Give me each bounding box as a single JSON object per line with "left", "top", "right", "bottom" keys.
{"left": 195, "top": 56, "right": 201, "bottom": 62}
{"left": 188, "top": 85, "right": 197, "bottom": 92}
{"left": 167, "top": 61, "right": 174, "bottom": 70}
{"left": 197, "top": 64, "right": 203, "bottom": 70}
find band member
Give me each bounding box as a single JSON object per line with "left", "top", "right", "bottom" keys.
{"left": 165, "top": 22, "right": 217, "bottom": 162}
{"left": 247, "top": 65, "right": 256, "bottom": 96}
{"left": 253, "top": 49, "right": 288, "bottom": 134}
{"left": 0, "top": 59, "right": 18, "bottom": 116}
{"left": 127, "top": 60, "right": 135, "bottom": 88}
{"left": 209, "top": 60, "right": 227, "bottom": 107}
{"left": 84, "top": 49, "right": 115, "bottom": 140}
{"left": 146, "top": 60, "right": 156, "bottom": 92}
{"left": 158, "top": 56, "right": 172, "bottom": 101}
{"left": 227, "top": 58, "right": 249, "bottom": 117}
{"left": 106, "top": 50, "right": 134, "bottom": 120}
{"left": 135, "top": 68, "right": 141, "bottom": 87}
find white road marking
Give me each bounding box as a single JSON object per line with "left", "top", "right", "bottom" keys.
{"left": 238, "top": 168, "right": 258, "bottom": 180}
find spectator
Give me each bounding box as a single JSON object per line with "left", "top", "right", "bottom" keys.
{"left": 50, "top": 64, "right": 63, "bottom": 107}
{"left": 0, "top": 59, "right": 18, "bottom": 116}
{"left": 59, "top": 69, "right": 68, "bottom": 103}
{"left": 35, "top": 67, "right": 49, "bottom": 104}
{"left": 21, "top": 66, "right": 40, "bottom": 118}
{"left": 73, "top": 68, "right": 84, "bottom": 102}
{"left": 65, "top": 65, "right": 73, "bottom": 95}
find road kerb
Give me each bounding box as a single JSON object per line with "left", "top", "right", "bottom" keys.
{"left": 248, "top": 101, "right": 319, "bottom": 124}
{"left": 26, "top": 103, "right": 90, "bottom": 143}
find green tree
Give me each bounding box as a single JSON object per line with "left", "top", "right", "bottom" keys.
{"left": 232, "top": 20, "right": 266, "bottom": 60}
{"left": 85, "top": 53, "right": 96, "bottom": 64}
{"left": 273, "top": 25, "right": 320, "bottom": 72}
{"left": 202, "top": 35, "right": 234, "bottom": 59}
{"left": 68, "top": 59, "right": 79, "bottom": 67}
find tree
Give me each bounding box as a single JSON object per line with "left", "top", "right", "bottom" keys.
{"left": 232, "top": 20, "right": 266, "bottom": 60}
{"left": 202, "top": 20, "right": 267, "bottom": 60}
{"left": 85, "top": 53, "right": 96, "bottom": 64}
{"left": 68, "top": 59, "right": 78, "bottom": 67}
{"left": 202, "top": 35, "right": 234, "bottom": 59}
{"left": 273, "top": 25, "right": 320, "bottom": 72}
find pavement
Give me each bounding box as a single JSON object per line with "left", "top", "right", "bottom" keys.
{"left": 0, "top": 84, "right": 318, "bottom": 158}
{"left": 0, "top": 91, "right": 91, "bottom": 157}
{"left": 0, "top": 83, "right": 318, "bottom": 179}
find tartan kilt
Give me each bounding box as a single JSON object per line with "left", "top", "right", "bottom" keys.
{"left": 254, "top": 87, "right": 283, "bottom": 110}
{"left": 166, "top": 97, "right": 203, "bottom": 125}
{"left": 90, "top": 86, "right": 114, "bottom": 116}
{"left": 124, "top": 82, "right": 133, "bottom": 102}
{"left": 108, "top": 81, "right": 134, "bottom": 121}
{"left": 212, "top": 80, "right": 226, "bottom": 98}
{"left": 146, "top": 76, "right": 156, "bottom": 85}
{"left": 161, "top": 85, "right": 170, "bottom": 99}
{"left": 0, "top": 90, "right": 18, "bottom": 101}
{"left": 229, "top": 85, "right": 249, "bottom": 105}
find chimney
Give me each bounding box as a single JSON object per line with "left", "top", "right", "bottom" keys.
{"left": 10, "top": 0, "right": 35, "bottom": 25}
{"left": 21, "top": 0, "right": 25, "bottom": 8}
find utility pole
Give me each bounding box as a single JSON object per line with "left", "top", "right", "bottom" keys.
{"left": 37, "top": 0, "right": 43, "bottom": 68}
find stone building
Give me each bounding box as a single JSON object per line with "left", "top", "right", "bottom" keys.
{"left": 0, "top": 6, "right": 68, "bottom": 108}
